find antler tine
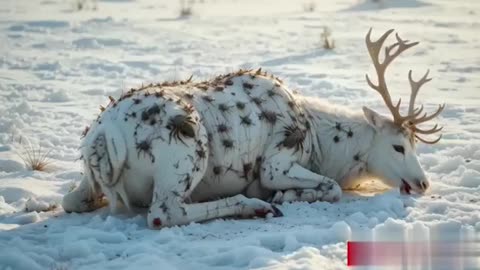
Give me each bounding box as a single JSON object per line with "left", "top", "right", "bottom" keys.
{"left": 365, "top": 28, "right": 395, "bottom": 60}
{"left": 411, "top": 104, "right": 424, "bottom": 118}
{"left": 407, "top": 69, "right": 431, "bottom": 116}
{"left": 365, "top": 29, "right": 418, "bottom": 125}
{"left": 416, "top": 134, "right": 442, "bottom": 144}
{"left": 365, "top": 29, "right": 445, "bottom": 144}
{"left": 414, "top": 124, "right": 443, "bottom": 134}
{"left": 406, "top": 69, "right": 444, "bottom": 141}
{"left": 411, "top": 103, "right": 445, "bottom": 125}
{"left": 383, "top": 33, "right": 419, "bottom": 67}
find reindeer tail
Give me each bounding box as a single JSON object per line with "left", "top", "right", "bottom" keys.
{"left": 82, "top": 122, "right": 128, "bottom": 210}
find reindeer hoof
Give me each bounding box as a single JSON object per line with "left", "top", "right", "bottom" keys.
{"left": 271, "top": 205, "right": 284, "bottom": 217}
{"left": 254, "top": 205, "right": 283, "bottom": 218}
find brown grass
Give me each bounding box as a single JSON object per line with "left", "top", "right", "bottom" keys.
{"left": 179, "top": 0, "right": 193, "bottom": 18}
{"left": 15, "top": 138, "right": 52, "bottom": 171}
{"left": 180, "top": 7, "right": 193, "bottom": 17}
{"left": 303, "top": 2, "right": 316, "bottom": 12}
{"left": 321, "top": 27, "right": 335, "bottom": 50}
{"left": 73, "top": 0, "right": 97, "bottom": 11}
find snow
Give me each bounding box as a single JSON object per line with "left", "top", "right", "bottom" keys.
{"left": 0, "top": 0, "right": 479, "bottom": 269}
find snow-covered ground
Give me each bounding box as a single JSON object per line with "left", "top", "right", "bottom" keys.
{"left": 0, "top": 0, "right": 479, "bottom": 269}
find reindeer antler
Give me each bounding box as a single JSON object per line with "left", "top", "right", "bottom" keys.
{"left": 365, "top": 28, "right": 445, "bottom": 144}
{"left": 406, "top": 70, "right": 445, "bottom": 143}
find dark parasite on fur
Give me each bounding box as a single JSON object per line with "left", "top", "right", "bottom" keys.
{"left": 167, "top": 115, "right": 196, "bottom": 145}
{"left": 279, "top": 124, "right": 306, "bottom": 153}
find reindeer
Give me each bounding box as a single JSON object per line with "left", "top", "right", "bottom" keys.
{"left": 62, "top": 29, "right": 444, "bottom": 229}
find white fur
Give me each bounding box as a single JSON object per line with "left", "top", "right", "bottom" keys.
{"left": 63, "top": 70, "right": 430, "bottom": 229}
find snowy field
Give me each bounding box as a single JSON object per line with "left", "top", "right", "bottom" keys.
{"left": 0, "top": 0, "right": 479, "bottom": 269}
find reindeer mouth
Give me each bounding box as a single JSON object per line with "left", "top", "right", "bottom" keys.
{"left": 400, "top": 179, "right": 412, "bottom": 195}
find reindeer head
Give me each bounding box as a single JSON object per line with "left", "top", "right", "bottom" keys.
{"left": 363, "top": 29, "right": 445, "bottom": 195}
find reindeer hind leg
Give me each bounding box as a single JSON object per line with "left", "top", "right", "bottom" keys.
{"left": 147, "top": 154, "right": 282, "bottom": 229}
{"left": 62, "top": 175, "right": 105, "bottom": 213}
{"left": 260, "top": 150, "right": 342, "bottom": 202}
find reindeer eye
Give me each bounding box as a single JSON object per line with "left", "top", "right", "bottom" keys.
{"left": 393, "top": 145, "right": 405, "bottom": 154}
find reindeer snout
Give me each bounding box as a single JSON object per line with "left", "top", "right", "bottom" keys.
{"left": 415, "top": 178, "right": 430, "bottom": 193}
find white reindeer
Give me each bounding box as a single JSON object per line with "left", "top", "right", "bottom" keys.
{"left": 63, "top": 29, "right": 444, "bottom": 229}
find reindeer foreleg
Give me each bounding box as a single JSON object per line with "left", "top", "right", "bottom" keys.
{"left": 260, "top": 151, "right": 342, "bottom": 203}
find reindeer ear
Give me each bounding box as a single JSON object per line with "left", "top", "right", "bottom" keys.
{"left": 363, "top": 106, "right": 388, "bottom": 130}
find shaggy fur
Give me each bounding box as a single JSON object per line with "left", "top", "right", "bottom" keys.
{"left": 63, "top": 69, "right": 430, "bottom": 229}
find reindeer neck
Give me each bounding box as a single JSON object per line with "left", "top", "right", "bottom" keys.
{"left": 301, "top": 97, "right": 376, "bottom": 187}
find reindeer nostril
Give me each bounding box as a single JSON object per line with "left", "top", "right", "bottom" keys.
{"left": 421, "top": 180, "right": 430, "bottom": 191}
{"left": 416, "top": 179, "right": 429, "bottom": 191}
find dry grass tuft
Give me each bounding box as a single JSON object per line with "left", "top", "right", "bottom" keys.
{"left": 14, "top": 137, "right": 52, "bottom": 171}
{"left": 179, "top": 0, "right": 193, "bottom": 18}
{"left": 321, "top": 27, "right": 335, "bottom": 50}
{"left": 303, "top": 2, "right": 316, "bottom": 12}
{"left": 180, "top": 7, "right": 193, "bottom": 17}
{"left": 74, "top": 0, "right": 97, "bottom": 11}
